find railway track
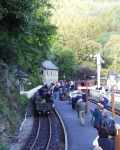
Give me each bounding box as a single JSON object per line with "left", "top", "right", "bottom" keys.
{"left": 89, "top": 98, "right": 120, "bottom": 116}
{"left": 47, "top": 111, "right": 65, "bottom": 150}
{"left": 22, "top": 110, "right": 65, "bottom": 150}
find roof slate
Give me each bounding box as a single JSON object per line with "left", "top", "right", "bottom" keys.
{"left": 42, "top": 60, "right": 58, "bottom": 70}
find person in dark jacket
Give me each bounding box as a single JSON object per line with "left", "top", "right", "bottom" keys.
{"left": 93, "top": 103, "right": 104, "bottom": 130}
{"left": 99, "top": 96, "right": 109, "bottom": 109}
{"left": 98, "top": 111, "right": 116, "bottom": 150}
{"left": 53, "top": 84, "right": 59, "bottom": 101}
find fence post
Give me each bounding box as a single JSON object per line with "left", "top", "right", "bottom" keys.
{"left": 115, "top": 128, "right": 120, "bottom": 150}
{"left": 111, "top": 92, "right": 115, "bottom": 117}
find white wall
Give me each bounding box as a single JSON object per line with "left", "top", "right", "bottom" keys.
{"left": 43, "top": 69, "right": 58, "bottom": 85}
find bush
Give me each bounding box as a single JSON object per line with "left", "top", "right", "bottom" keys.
{"left": 19, "top": 95, "right": 28, "bottom": 108}
{"left": 0, "top": 144, "right": 7, "bottom": 150}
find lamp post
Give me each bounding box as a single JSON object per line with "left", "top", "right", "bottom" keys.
{"left": 90, "top": 53, "right": 101, "bottom": 89}
{"left": 96, "top": 53, "right": 101, "bottom": 89}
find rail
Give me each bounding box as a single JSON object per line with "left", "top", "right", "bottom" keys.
{"left": 22, "top": 110, "right": 65, "bottom": 150}
{"left": 21, "top": 116, "right": 50, "bottom": 150}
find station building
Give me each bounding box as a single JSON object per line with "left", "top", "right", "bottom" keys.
{"left": 41, "top": 60, "right": 58, "bottom": 85}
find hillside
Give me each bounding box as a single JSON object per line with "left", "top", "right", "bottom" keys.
{"left": 51, "top": 0, "right": 120, "bottom": 28}
{"left": 51, "top": 0, "right": 120, "bottom": 74}
{"left": 0, "top": 64, "right": 28, "bottom": 149}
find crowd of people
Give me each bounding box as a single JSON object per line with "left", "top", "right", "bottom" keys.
{"left": 69, "top": 83, "right": 117, "bottom": 150}
{"left": 32, "top": 80, "right": 75, "bottom": 112}
{"left": 74, "top": 91, "right": 117, "bottom": 150}
{"left": 92, "top": 102, "right": 116, "bottom": 150}
{"left": 49, "top": 80, "right": 75, "bottom": 101}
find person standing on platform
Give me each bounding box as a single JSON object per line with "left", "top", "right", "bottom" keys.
{"left": 99, "top": 95, "right": 109, "bottom": 109}
{"left": 80, "top": 81, "right": 89, "bottom": 113}
{"left": 53, "top": 83, "right": 60, "bottom": 101}
{"left": 75, "top": 98, "right": 86, "bottom": 126}
{"left": 70, "top": 80, "right": 74, "bottom": 91}
{"left": 92, "top": 107, "right": 116, "bottom": 150}
{"left": 82, "top": 92, "right": 88, "bottom": 113}
{"left": 97, "top": 111, "right": 116, "bottom": 150}
{"left": 93, "top": 103, "right": 104, "bottom": 130}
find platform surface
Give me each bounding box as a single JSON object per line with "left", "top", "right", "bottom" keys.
{"left": 55, "top": 100, "right": 98, "bottom": 150}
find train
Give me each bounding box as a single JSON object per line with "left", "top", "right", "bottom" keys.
{"left": 33, "top": 85, "right": 54, "bottom": 115}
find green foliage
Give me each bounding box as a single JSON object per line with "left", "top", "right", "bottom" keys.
{"left": 0, "top": 0, "right": 35, "bottom": 63}
{"left": 97, "top": 32, "right": 113, "bottom": 46}
{"left": 0, "top": 0, "right": 57, "bottom": 87}
{"left": 0, "top": 0, "right": 34, "bottom": 32}
{"left": 0, "top": 0, "right": 57, "bottom": 146}
{"left": 16, "top": 0, "right": 56, "bottom": 86}
{"left": 76, "top": 39, "right": 102, "bottom": 65}
{"left": 0, "top": 91, "right": 9, "bottom": 114}
{"left": 108, "top": 6, "right": 120, "bottom": 32}
{"left": 0, "top": 144, "right": 7, "bottom": 150}
{"left": 103, "top": 34, "right": 120, "bottom": 73}
{"left": 18, "top": 95, "right": 28, "bottom": 108}
{"left": 0, "top": 98, "right": 7, "bottom": 114}
{"left": 0, "top": 0, "right": 56, "bottom": 64}
{"left": 0, "top": 90, "right": 22, "bottom": 135}
{"left": 51, "top": 43, "right": 76, "bottom": 79}
{"left": 51, "top": 0, "right": 120, "bottom": 77}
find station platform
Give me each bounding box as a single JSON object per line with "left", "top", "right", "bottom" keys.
{"left": 54, "top": 100, "right": 120, "bottom": 150}
{"left": 55, "top": 100, "right": 97, "bottom": 150}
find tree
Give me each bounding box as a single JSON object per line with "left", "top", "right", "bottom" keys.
{"left": 73, "top": 65, "right": 96, "bottom": 80}
{"left": 103, "top": 35, "right": 120, "bottom": 73}
{"left": 108, "top": 6, "right": 120, "bottom": 32}
{"left": 0, "top": 0, "right": 56, "bottom": 63}
{"left": 0, "top": 0, "right": 35, "bottom": 63}
{"left": 51, "top": 0, "right": 120, "bottom": 78}
{"left": 0, "top": 0, "right": 56, "bottom": 86}
{"left": 51, "top": 44, "right": 77, "bottom": 79}
{"left": 76, "top": 39, "right": 102, "bottom": 66}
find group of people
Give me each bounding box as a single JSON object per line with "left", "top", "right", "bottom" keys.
{"left": 33, "top": 80, "right": 75, "bottom": 104}
{"left": 72, "top": 89, "right": 116, "bottom": 150}
{"left": 50, "top": 80, "right": 75, "bottom": 101}
{"left": 92, "top": 102, "right": 116, "bottom": 150}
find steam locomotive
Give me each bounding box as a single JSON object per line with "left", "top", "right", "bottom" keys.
{"left": 33, "top": 85, "right": 54, "bottom": 115}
